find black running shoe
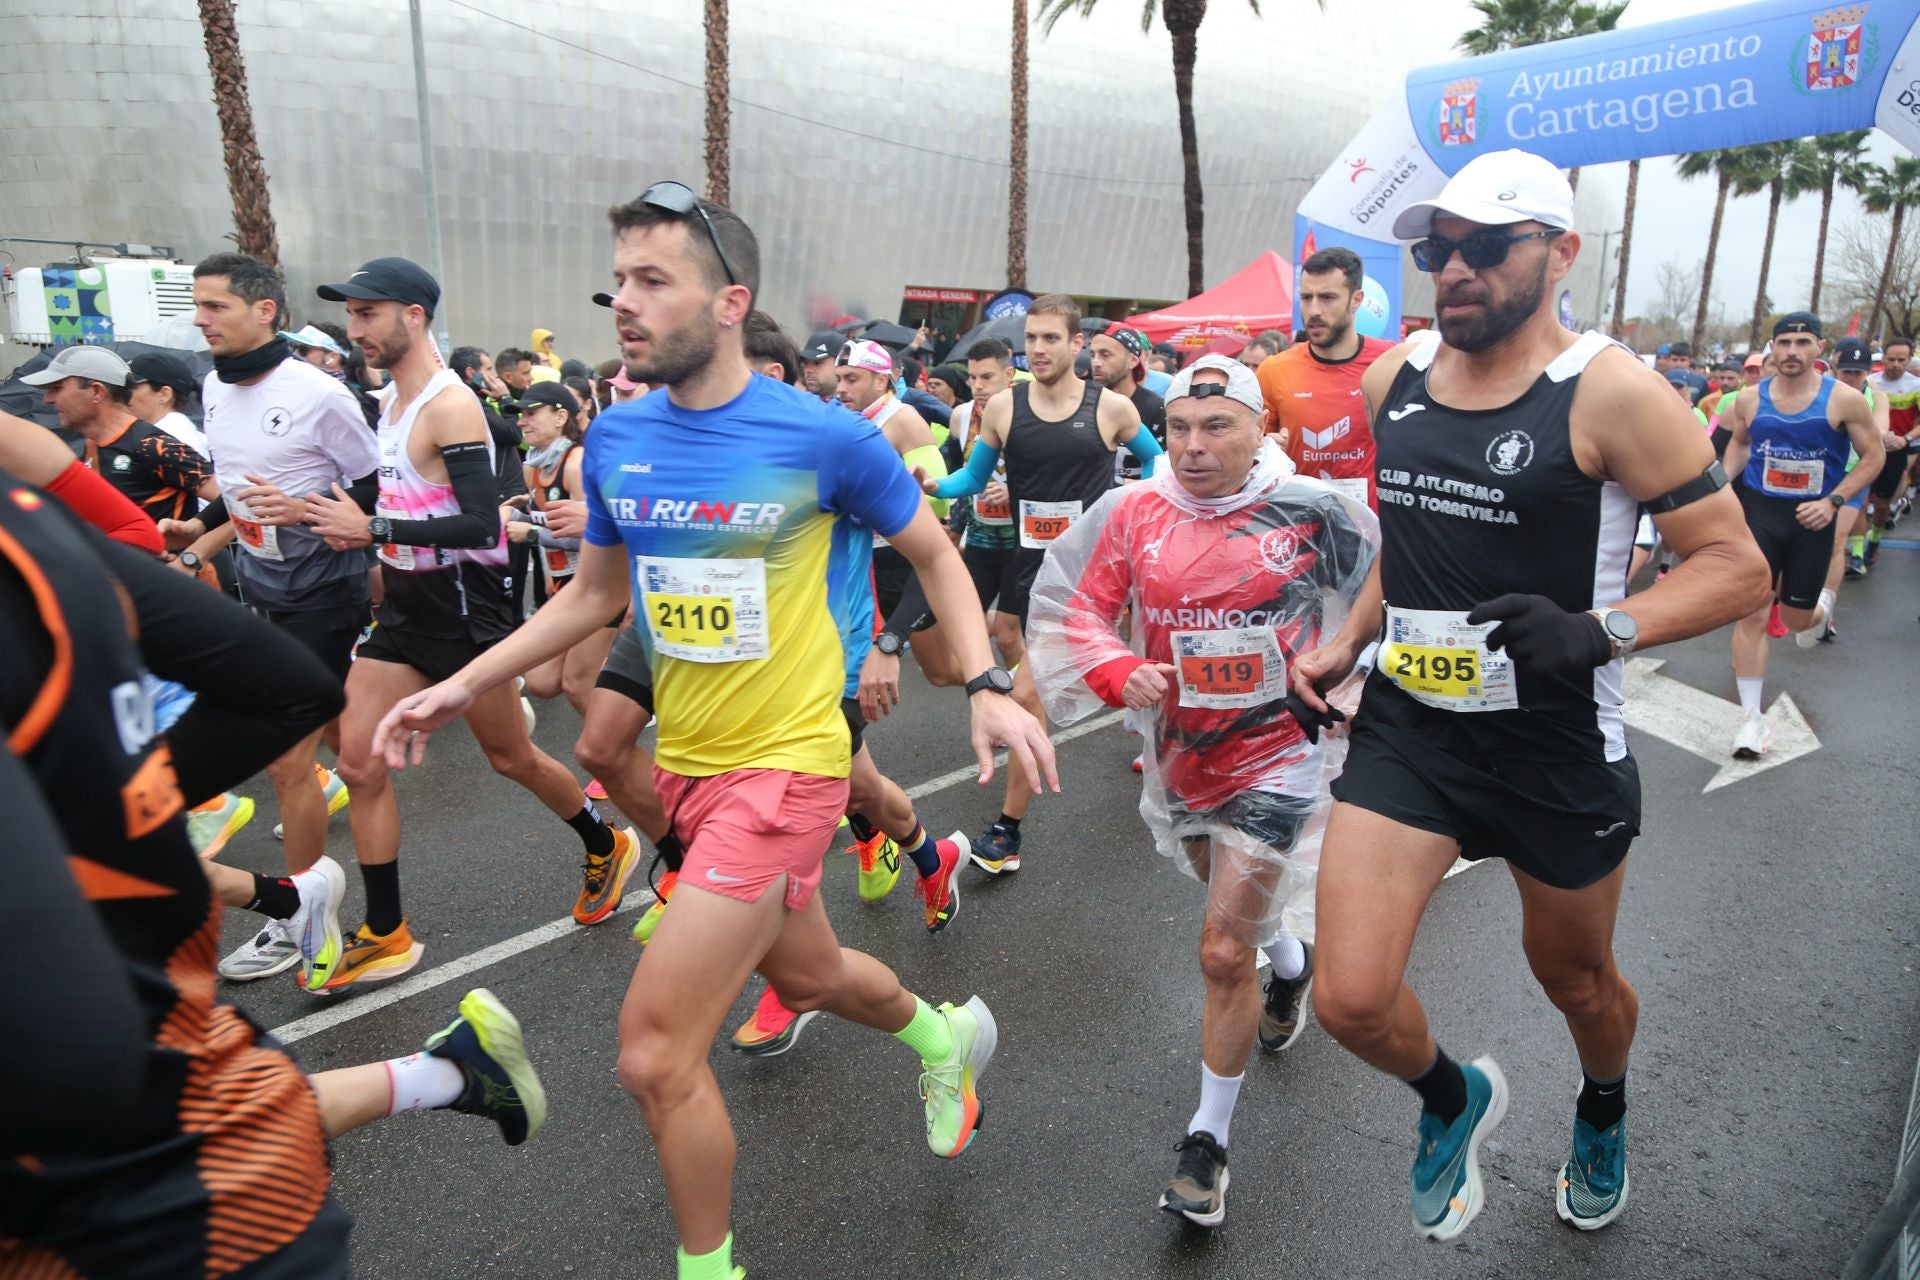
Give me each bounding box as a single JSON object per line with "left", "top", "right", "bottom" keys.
{"left": 1258, "top": 942, "right": 1314, "bottom": 1052}
{"left": 1159, "top": 1131, "right": 1229, "bottom": 1227}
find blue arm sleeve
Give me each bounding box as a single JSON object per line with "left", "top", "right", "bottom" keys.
{"left": 932, "top": 441, "right": 1000, "bottom": 499}
{"left": 1124, "top": 428, "right": 1164, "bottom": 478}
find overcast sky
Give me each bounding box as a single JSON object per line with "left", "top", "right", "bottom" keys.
{"left": 1590, "top": 0, "right": 1906, "bottom": 321}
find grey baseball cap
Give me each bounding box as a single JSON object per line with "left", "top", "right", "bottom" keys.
{"left": 1165, "top": 353, "right": 1264, "bottom": 414}
{"left": 20, "top": 345, "right": 133, "bottom": 387}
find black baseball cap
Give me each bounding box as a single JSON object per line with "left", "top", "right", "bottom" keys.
{"left": 1773, "top": 311, "right": 1822, "bottom": 338}
{"left": 317, "top": 257, "right": 441, "bottom": 317}
{"left": 591, "top": 291, "right": 614, "bottom": 308}
{"left": 519, "top": 381, "right": 579, "bottom": 413}
{"left": 127, "top": 352, "right": 198, "bottom": 401}
{"left": 799, "top": 331, "right": 844, "bottom": 361}
{"left": 1833, "top": 336, "right": 1872, "bottom": 371}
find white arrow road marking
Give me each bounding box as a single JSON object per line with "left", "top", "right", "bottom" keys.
{"left": 1621, "top": 657, "right": 1821, "bottom": 792}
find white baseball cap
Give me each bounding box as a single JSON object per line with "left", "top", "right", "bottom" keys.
{"left": 19, "top": 345, "right": 132, "bottom": 386}
{"left": 1165, "top": 353, "right": 1264, "bottom": 415}
{"left": 835, "top": 339, "right": 894, "bottom": 375}
{"left": 1391, "top": 149, "right": 1575, "bottom": 241}
{"left": 279, "top": 324, "right": 345, "bottom": 356}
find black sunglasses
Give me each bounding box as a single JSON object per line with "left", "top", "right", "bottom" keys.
{"left": 1411, "top": 227, "right": 1562, "bottom": 274}
{"left": 642, "top": 180, "right": 738, "bottom": 288}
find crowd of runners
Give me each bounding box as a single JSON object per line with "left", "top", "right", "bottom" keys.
{"left": 3, "top": 147, "right": 1916, "bottom": 1278}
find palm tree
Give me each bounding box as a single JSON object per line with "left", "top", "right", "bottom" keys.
{"left": 196, "top": 0, "right": 279, "bottom": 267}
{"left": 1861, "top": 156, "right": 1920, "bottom": 341}
{"left": 1793, "top": 130, "right": 1871, "bottom": 315}
{"left": 1040, "top": 0, "right": 1310, "bottom": 297}
{"left": 1456, "top": 0, "right": 1627, "bottom": 194}
{"left": 1728, "top": 142, "right": 1799, "bottom": 349}
{"left": 1676, "top": 149, "right": 1738, "bottom": 352}
{"left": 1009, "top": 0, "right": 1030, "bottom": 289}
{"left": 1610, "top": 159, "right": 1638, "bottom": 337}
{"left": 703, "top": 0, "right": 729, "bottom": 204}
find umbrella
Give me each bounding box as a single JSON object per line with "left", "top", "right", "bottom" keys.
{"left": 859, "top": 320, "right": 918, "bottom": 349}
{"left": 940, "top": 314, "right": 1027, "bottom": 365}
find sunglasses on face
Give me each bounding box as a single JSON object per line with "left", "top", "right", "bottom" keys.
{"left": 641, "top": 180, "right": 738, "bottom": 287}
{"left": 1411, "top": 227, "right": 1562, "bottom": 274}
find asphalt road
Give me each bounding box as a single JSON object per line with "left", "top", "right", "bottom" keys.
{"left": 215, "top": 548, "right": 1920, "bottom": 1279}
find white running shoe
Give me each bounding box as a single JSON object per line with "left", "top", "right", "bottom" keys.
{"left": 522, "top": 697, "right": 537, "bottom": 734}
{"left": 217, "top": 919, "right": 301, "bottom": 981}
{"left": 287, "top": 856, "right": 348, "bottom": 989}
{"left": 1731, "top": 711, "right": 1772, "bottom": 759}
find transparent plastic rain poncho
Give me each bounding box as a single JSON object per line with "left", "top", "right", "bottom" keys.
{"left": 1027, "top": 440, "right": 1379, "bottom": 946}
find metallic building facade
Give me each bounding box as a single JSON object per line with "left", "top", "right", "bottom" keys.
{"left": 2, "top": 0, "right": 1616, "bottom": 360}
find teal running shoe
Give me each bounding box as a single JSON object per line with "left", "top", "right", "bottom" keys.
{"left": 1556, "top": 1113, "right": 1628, "bottom": 1230}
{"left": 1410, "top": 1055, "right": 1508, "bottom": 1240}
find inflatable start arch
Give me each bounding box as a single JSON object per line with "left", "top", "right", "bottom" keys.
{"left": 1295, "top": 0, "right": 1920, "bottom": 336}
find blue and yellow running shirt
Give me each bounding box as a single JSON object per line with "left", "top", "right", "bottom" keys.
{"left": 583, "top": 375, "right": 924, "bottom": 778}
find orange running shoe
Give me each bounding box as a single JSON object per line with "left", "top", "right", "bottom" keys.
{"left": 729, "top": 984, "right": 817, "bottom": 1057}
{"left": 574, "top": 826, "right": 641, "bottom": 925}
{"left": 316, "top": 919, "right": 425, "bottom": 992}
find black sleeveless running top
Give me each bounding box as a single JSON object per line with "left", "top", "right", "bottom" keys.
{"left": 1366, "top": 329, "right": 1638, "bottom": 762}
{"left": 1002, "top": 380, "right": 1114, "bottom": 514}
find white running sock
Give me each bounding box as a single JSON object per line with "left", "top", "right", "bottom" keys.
{"left": 382, "top": 1052, "right": 465, "bottom": 1116}
{"left": 1188, "top": 1064, "right": 1245, "bottom": 1147}
{"left": 1736, "top": 677, "right": 1763, "bottom": 716}
{"left": 1263, "top": 932, "right": 1306, "bottom": 981}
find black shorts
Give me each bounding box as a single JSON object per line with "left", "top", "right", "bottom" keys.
{"left": 963, "top": 543, "right": 1023, "bottom": 614}
{"left": 231, "top": 1196, "right": 353, "bottom": 1279}
{"left": 1331, "top": 719, "right": 1640, "bottom": 891}
{"left": 841, "top": 696, "right": 866, "bottom": 754}
{"left": 1870, "top": 447, "right": 1912, "bottom": 499}
{"left": 1169, "top": 789, "right": 1312, "bottom": 852}
{"left": 594, "top": 623, "right": 654, "bottom": 715}
{"left": 976, "top": 546, "right": 1045, "bottom": 628}
{"left": 352, "top": 624, "right": 493, "bottom": 684}
{"left": 252, "top": 602, "right": 365, "bottom": 685}
{"left": 1738, "top": 484, "right": 1835, "bottom": 609}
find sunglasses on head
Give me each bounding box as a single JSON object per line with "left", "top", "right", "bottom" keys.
{"left": 641, "top": 181, "right": 738, "bottom": 287}
{"left": 1411, "top": 227, "right": 1562, "bottom": 274}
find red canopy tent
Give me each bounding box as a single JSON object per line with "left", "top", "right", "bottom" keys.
{"left": 1125, "top": 251, "right": 1294, "bottom": 348}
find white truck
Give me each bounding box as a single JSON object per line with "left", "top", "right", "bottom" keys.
{"left": 2, "top": 246, "right": 197, "bottom": 347}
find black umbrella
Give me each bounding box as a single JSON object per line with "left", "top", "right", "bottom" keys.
{"left": 859, "top": 320, "right": 918, "bottom": 349}
{"left": 940, "top": 314, "right": 1027, "bottom": 365}
{"left": 2, "top": 339, "right": 217, "bottom": 429}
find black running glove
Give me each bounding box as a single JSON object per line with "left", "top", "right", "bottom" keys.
{"left": 1282, "top": 690, "right": 1347, "bottom": 744}
{"left": 1465, "top": 593, "right": 1612, "bottom": 677}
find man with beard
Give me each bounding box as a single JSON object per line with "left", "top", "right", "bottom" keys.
{"left": 799, "top": 329, "right": 846, "bottom": 402}
{"left": 927, "top": 294, "right": 1163, "bottom": 874}
{"left": 1863, "top": 335, "right": 1919, "bottom": 565}
{"left": 1289, "top": 151, "right": 1770, "bottom": 1240}
{"left": 156, "top": 253, "right": 372, "bottom": 915}
{"left": 1255, "top": 247, "right": 1395, "bottom": 510}
{"left": 302, "top": 258, "right": 638, "bottom": 990}
{"left": 368, "top": 183, "right": 1053, "bottom": 1280}
{"left": 1087, "top": 325, "right": 1166, "bottom": 482}
{"left": 1720, "top": 314, "right": 1880, "bottom": 754}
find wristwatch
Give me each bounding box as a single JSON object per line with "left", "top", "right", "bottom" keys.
{"left": 368, "top": 516, "right": 394, "bottom": 544}
{"left": 1827, "top": 491, "right": 1848, "bottom": 508}
{"left": 964, "top": 666, "right": 1015, "bottom": 696}
{"left": 1589, "top": 606, "right": 1638, "bottom": 660}
{"left": 875, "top": 631, "right": 905, "bottom": 656}
{"left": 177, "top": 550, "right": 203, "bottom": 571}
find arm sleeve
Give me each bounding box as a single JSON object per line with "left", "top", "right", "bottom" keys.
{"left": 43, "top": 460, "right": 164, "bottom": 553}
{"left": 533, "top": 526, "right": 581, "bottom": 551}
{"left": 382, "top": 443, "right": 502, "bottom": 548}
{"left": 0, "top": 742, "right": 148, "bottom": 1158}
{"left": 882, "top": 570, "right": 932, "bottom": 638}
{"left": 197, "top": 493, "right": 229, "bottom": 529}
{"left": 1123, "top": 428, "right": 1164, "bottom": 478}
{"left": 87, "top": 529, "right": 344, "bottom": 803}
{"left": 900, "top": 443, "right": 951, "bottom": 520}
{"left": 931, "top": 440, "right": 999, "bottom": 499}
{"left": 344, "top": 470, "right": 379, "bottom": 515}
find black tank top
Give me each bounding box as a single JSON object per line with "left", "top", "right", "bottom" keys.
{"left": 1366, "top": 330, "right": 1638, "bottom": 762}
{"left": 0, "top": 476, "right": 333, "bottom": 1273}
{"left": 1002, "top": 380, "right": 1115, "bottom": 514}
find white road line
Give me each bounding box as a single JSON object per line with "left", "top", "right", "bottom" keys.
{"left": 271, "top": 708, "right": 1131, "bottom": 1044}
